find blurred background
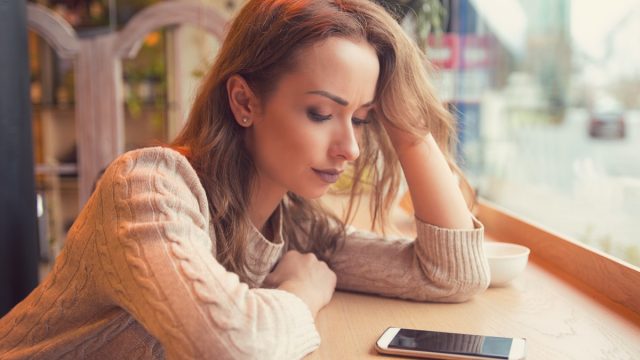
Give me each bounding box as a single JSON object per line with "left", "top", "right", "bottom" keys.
{"left": 26, "top": 0, "right": 639, "bottom": 277}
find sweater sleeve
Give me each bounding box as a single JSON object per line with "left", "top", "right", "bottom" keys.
{"left": 327, "top": 216, "right": 490, "bottom": 303}
{"left": 94, "top": 148, "right": 319, "bottom": 360}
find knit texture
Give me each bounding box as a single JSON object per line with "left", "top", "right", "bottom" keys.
{"left": 0, "top": 147, "right": 489, "bottom": 359}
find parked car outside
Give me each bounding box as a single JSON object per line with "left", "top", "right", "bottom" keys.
{"left": 588, "top": 98, "right": 626, "bottom": 139}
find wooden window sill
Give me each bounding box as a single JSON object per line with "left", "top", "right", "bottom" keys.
{"left": 477, "top": 199, "right": 640, "bottom": 315}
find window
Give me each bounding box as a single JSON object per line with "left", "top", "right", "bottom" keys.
{"left": 432, "top": 0, "right": 640, "bottom": 267}
{"left": 122, "top": 26, "right": 221, "bottom": 151}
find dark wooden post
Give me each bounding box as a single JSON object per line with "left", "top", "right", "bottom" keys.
{"left": 0, "top": 0, "right": 39, "bottom": 316}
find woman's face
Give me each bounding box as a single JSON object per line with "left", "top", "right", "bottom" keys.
{"left": 247, "top": 37, "right": 380, "bottom": 199}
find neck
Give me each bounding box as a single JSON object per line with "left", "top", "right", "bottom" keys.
{"left": 248, "top": 175, "right": 287, "bottom": 235}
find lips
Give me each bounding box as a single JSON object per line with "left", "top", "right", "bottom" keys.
{"left": 312, "top": 168, "right": 343, "bottom": 184}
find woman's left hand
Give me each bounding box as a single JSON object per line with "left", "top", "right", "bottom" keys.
{"left": 380, "top": 113, "right": 426, "bottom": 156}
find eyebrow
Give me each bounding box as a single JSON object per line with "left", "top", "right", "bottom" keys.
{"left": 306, "top": 90, "right": 374, "bottom": 108}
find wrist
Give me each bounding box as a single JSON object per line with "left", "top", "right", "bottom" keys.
{"left": 384, "top": 123, "right": 428, "bottom": 156}
{"left": 278, "top": 281, "right": 320, "bottom": 318}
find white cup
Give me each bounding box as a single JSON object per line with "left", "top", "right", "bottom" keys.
{"left": 484, "top": 242, "right": 530, "bottom": 287}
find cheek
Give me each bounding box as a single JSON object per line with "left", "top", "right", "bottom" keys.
{"left": 256, "top": 109, "right": 326, "bottom": 170}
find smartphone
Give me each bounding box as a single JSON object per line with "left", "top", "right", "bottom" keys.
{"left": 375, "top": 327, "right": 526, "bottom": 360}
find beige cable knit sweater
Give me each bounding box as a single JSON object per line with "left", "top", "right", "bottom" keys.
{"left": 0, "top": 147, "right": 489, "bottom": 360}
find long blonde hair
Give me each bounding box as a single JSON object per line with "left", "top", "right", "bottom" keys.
{"left": 171, "top": 0, "right": 471, "bottom": 285}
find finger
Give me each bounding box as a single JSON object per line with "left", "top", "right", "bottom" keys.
{"left": 303, "top": 252, "right": 318, "bottom": 261}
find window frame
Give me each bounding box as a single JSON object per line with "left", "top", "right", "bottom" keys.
{"left": 477, "top": 198, "right": 640, "bottom": 315}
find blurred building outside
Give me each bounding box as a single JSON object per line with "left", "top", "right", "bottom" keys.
{"left": 428, "top": 0, "right": 640, "bottom": 266}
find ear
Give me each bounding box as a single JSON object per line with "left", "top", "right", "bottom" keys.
{"left": 227, "top": 75, "right": 259, "bottom": 127}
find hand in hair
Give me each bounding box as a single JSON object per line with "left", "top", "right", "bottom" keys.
{"left": 380, "top": 116, "right": 427, "bottom": 155}
{"left": 264, "top": 250, "right": 337, "bottom": 318}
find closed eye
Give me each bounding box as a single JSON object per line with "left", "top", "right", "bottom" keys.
{"left": 352, "top": 117, "right": 371, "bottom": 126}
{"left": 307, "top": 109, "right": 332, "bottom": 122}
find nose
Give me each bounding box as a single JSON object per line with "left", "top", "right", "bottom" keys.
{"left": 329, "top": 122, "right": 360, "bottom": 161}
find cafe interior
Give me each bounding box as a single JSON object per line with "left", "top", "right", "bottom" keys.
{"left": 1, "top": 0, "right": 639, "bottom": 359}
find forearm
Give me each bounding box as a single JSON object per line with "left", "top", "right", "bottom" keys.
{"left": 393, "top": 133, "right": 473, "bottom": 230}
{"left": 277, "top": 280, "right": 322, "bottom": 318}
{"left": 329, "top": 220, "right": 488, "bottom": 302}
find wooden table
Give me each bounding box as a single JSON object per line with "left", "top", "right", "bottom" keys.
{"left": 306, "top": 257, "right": 640, "bottom": 359}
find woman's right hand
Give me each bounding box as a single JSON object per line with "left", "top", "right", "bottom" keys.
{"left": 264, "top": 250, "right": 337, "bottom": 318}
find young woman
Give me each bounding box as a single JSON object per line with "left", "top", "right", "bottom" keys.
{"left": 0, "top": 0, "right": 489, "bottom": 359}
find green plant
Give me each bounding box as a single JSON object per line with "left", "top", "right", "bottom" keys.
{"left": 409, "top": 0, "right": 448, "bottom": 44}
{"left": 123, "top": 30, "right": 166, "bottom": 123}
{"left": 377, "top": 0, "right": 448, "bottom": 49}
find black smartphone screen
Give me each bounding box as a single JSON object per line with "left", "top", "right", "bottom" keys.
{"left": 388, "top": 328, "right": 513, "bottom": 359}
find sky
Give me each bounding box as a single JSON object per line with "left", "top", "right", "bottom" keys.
{"left": 571, "top": 0, "right": 640, "bottom": 86}
{"left": 571, "top": 0, "right": 639, "bottom": 60}
{"left": 470, "top": 0, "right": 640, "bottom": 86}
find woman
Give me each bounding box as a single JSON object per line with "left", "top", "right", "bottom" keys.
{"left": 0, "top": 0, "right": 489, "bottom": 359}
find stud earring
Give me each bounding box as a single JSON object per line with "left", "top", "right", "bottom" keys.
{"left": 242, "top": 117, "right": 249, "bottom": 124}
